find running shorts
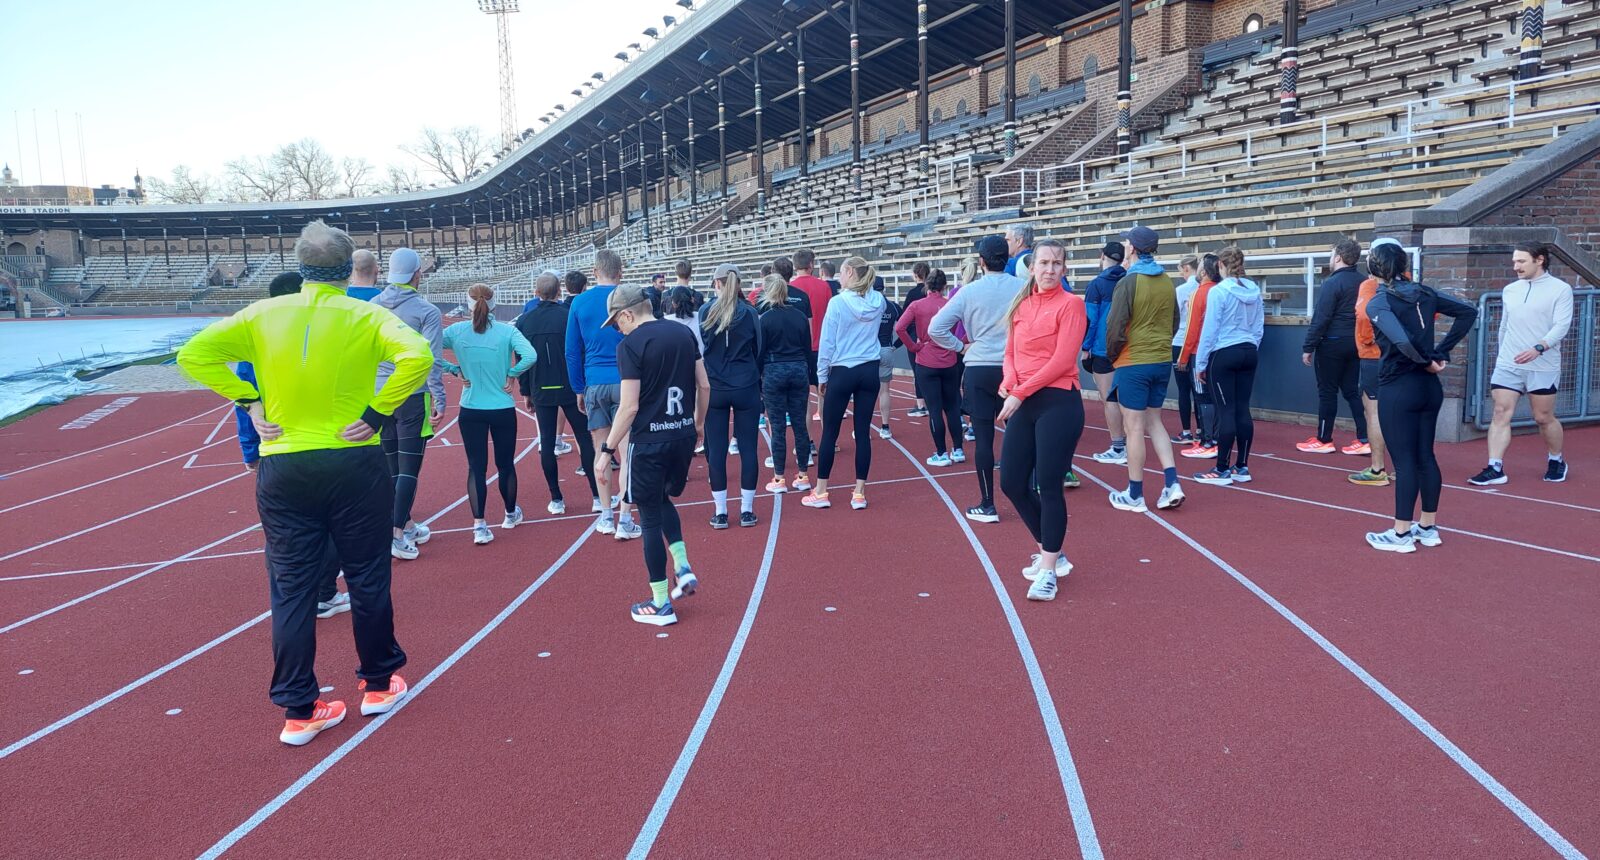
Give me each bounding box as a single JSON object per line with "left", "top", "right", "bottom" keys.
{"left": 878, "top": 346, "right": 897, "bottom": 382}
{"left": 584, "top": 383, "right": 622, "bottom": 431}
{"left": 1359, "top": 358, "right": 1382, "bottom": 399}
{"left": 1490, "top": 364, "right": 1559, "bottom": 396}
{"left": 627, "top": 437, "right": 695, "bottom": 507}
{"left": 1110, "top": 361, "right": 1172, "bottom": 411}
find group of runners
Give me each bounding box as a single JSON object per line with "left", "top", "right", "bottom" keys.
{"left": 174, "top": 219, "right": 1574, "bottom": 744}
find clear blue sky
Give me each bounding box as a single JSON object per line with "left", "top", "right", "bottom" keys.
{"left": 0, "top": 0, "right": 683, "bottom": 189}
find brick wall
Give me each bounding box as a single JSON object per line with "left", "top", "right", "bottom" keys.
{"left": 1212, "top": 0, "right": 1340, "bottom": 40}
{"left": 1478, "top": 153, "right": 1600, "bottom": 255}
{"left": 929, "top": 75, "right": 982, "bottom": 124}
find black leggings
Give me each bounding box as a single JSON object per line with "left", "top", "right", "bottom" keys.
{"left": 964, "top": 365, "right": 1003, "bottom": 506}
{"left": 460, "top": 407, "right": 518, "bottom": 519}
{"left": 705, "top": 385, "right": 762, "bottom": 492}
{"left": 998, "top": 387, "right": 1085, "bottom": 554}
{"left": 1207, "top": 343, "right": 1258, "bottom": 470}
{"left": 913, "top": 362, "right": 964, "bottom": 455}
{"left": 1378, "top": 372, "right": 1444, "bottom": 522}
{"left": 1315, "top": 337, "right": 1368, "bottom": 442}
{"left": 536, "top": 400, "right": 597, "bottom": 503}
{"left": 379, "top": 392, "right": 428, "bottom": 529}
{"left": 763, "top": 360, "right": 813, "bottom": 475}
{"left": 1171, "top": 345, "right": 1199, "bottom": 432}
{"left": 817, "top": 362, "right": 880, "bottom": 481}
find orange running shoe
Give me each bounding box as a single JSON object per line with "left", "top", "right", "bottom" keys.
{"left": 791, "top": 473, "right": 812, "bottom": 492}
{"left": 851, "top": 491, "right": 868, "bottom": 510}
{"left": 280, "top": 700, "right": 346, "bottom": 746}
{"left": 1180, "top": 443, "right": 1217, "bottom": 459}
{"left": 358, "top": 673, "right": 409, "bottom": 716}
{"left": 1340, "top": 440, "right": 1371, "bottom": 456}
{"left": 766, "top": 475, "right": 789, "bottom": 493}
{"left": 1296, "top": 437, "right": 1336, "bottom": 454}
{"left": 800, "top": 490, "right": 831, "bottom": 509}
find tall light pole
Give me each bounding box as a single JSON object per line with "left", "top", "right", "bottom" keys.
{"left": 479, "top": 0, "right": 520, "bottom": 151}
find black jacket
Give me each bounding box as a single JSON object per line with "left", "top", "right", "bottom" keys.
{"left": 759, "top": 303, "right": 811, "bottom": 365}
{"left": 516, "top": 302, "right": 577, "bottom": 405}
{"left": 1304, "top": 266, "right": 1365, "bottom": 351}
{"left": 1366, "top": 280, "right": 1477, "bottom": 385}
{"left": 877, "top": 291, "right": 903, "bottom": 347}
{"left": 697, "top": 301, "right": 764, "bottom": 390}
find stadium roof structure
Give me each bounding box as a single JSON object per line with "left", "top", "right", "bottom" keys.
{"left": 0, "top": 0, "right": 1111, "bottom": 240}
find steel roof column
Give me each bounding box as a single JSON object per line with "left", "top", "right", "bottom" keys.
{"left": 661, "top": 111, "right": 672, "bottom": 215}
{"left": 796, "top": 25, "right": 810, "bottom": 210}
{"left": 1519, "top": 0, "right": 1544, "bottom": 82}
{"left": 1004, "top": 0, "right": 1017, "bottom": 158}
{"left": 602, "top": 138, "right": 613, "bottom": 228}
{"left": 241, "top": 226, "right": 249, "bottom": 266}
{"left": 687, "top": 92, "right": 699, "bottom": 206}
{"left": 718, "top": 75, "right": 731, "bottom": 226}
{"left": 585, "top": 153, "right": 595, "bottom": 233}
{"left": 1279, "top": 0, "right": 1300, "bottom": 124}
{"left": 640, "top": 119, "right": 652, "bottom": 243}
{"left": 850, "top": 0, "right": 863, "bottom": 201}
{"left": 754, "top": 52, "right": 766, "bottom": 218}
{"left": 163, "top": 227, "right": 170, "bottom": 267}
{"left": 917, "top": 1, "right": 930, "bottom": 182}
{"left": 1117, "top": 0, "right": 1133, "bottom": 156}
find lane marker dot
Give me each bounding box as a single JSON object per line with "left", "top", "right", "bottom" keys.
{"left": 1139, "top": 559, "right": 1151, "bottom": 564}
{"left": 319, "top": 685, "right": 334, "bottom": 693}
{"left": 537, "top": 651, "right": 552, "bottom": 658}
{"left": 18, "top": 669, "right": 35, "bottom": 675}
{"left": 165, "top": 708, "right": 182, "bottom": 716}
{"left": 917, "top": 592, "right": 930, "bottom": 598}
{"left": 824, "top": 606, "right": 837, "bottom": 612}
{"left": 656, "top": 633, "right": 669, "bottom": 639}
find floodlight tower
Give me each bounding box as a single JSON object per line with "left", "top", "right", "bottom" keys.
{"left": 479, "top": 0, "right": 521, "bottom": 151}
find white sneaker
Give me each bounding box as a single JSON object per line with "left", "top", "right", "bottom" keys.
{"left": 1023, "top": 554, "right": 1073, "bottom": 581}
{"left": 316, "top": 591, "right": 351, "bottom": 619}
{"left": 1108, "top": 488, "right": 1148, "bottom": 513}
{"left": 614, "top": 520, "right": 642, "bottom": 541}
{"left": 404, "top": 522, "right": 431, "bottom": 545}
{"left": 473, "top": 524, "right": 495, "bottom": 545}
{"left": 548, "top": 499, "right": 566, "bottom": 515}
{"left": 1092, "top": 446, "right": 1128, "bottom": 465}
{"left": 596, "top": 515, "right": 616, "bottom": 535}
{"left": 1409, "top": 524, "right": 1442, "bottom": 547}
{"left": 591, "top": 498, "right": 605, "bottom": 513}
{"left": 949, "top": 449, "right": 966, "bottom": 464}
{"left": 729, "top": 439, "right": 740, "bottom": 455}
{"left": 1366, "top": 529, "right": 1416, "bottom": 553}
{"left": 391, "top": 536, "right": 419, "bottom": 560}
{"left": 554, "top": 439, "right": 573, "bottom": 456}
{"left": 502, "top": 506, "right": 524, "bottom": 529}
{"left": 765, "top": 456, "right": 775, "bottom": 468}
{"left": 877, "top": 425, "right": 892, "bottom": 440}
{"left": 1156, "top": 483, "right": 1186, "bottom": 510}
{"left": 926, "top": 452, "right": 952, "bottom": 467}
{"left": 1027, "top": 570, "right": 1058, "bottom": 601}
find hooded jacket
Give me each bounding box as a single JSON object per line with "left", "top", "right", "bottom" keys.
{"left": 817, "top": 288, "right": 887, "bottom": 384}
{"left": 1303, "top": 265, "right": 1364, "bottom": 352}
{"left": 697, "top": 300, "right": 764, "bottom": 390}
{"left": 928, "top": 270, "right": 1022, "bottom": 366}
{"left": 1194, "top": 277, "right": 1265, "bottom": 374}
{"left": 371, "top": 284, "right": 447, "bottom": 409}
{"left": 1082, "top": 263, "right": 1125, "bottom": 357}
{"left": 1366, "top": 279, "right": 1478, "bottom": 385}
{"left": 517, "top": 301, "right": 577, "bottom": 406}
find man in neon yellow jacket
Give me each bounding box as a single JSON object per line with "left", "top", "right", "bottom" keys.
{"left": 178, "top": 220, "right": 433, "bottom": 746}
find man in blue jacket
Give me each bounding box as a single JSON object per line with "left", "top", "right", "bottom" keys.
{"left": 566, "top": 248, "right": 640, "bottom": 540}
{"left": 1083, "top": 241, "right": 1128, "bottom": 464}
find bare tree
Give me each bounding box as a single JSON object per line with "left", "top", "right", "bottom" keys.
{"left": 276, "top": 138, "right": 339, "bottom": 200}
{"left": 382, "top": 164, "right": 425, "bottom": 195}
{"left": 147, "top": 165, "right": 219, "bottom": 204}
{"left": 341, "top": 156, "right": 376, "bottom": 198}
{"left": 224, "top": 155, "right": 295, "bottom": 202}
{"left": 400, "top": 126, "right": 491, "bottom": 184}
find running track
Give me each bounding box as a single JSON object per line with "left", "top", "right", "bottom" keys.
{"left": 0, "top": 383, "right": 1594, "bottom": 858}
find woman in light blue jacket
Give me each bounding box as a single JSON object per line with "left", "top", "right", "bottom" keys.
{"left": 441, "top": 284, "right": 537, "bottom": 544}
{"left": 802, "top": 255, "right": 887, "bottom": 511}
{"left": 1192, "top": 247, "right": 1264, "bottom": 486}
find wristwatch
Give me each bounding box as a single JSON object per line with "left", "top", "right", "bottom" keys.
{"left": 235, "top": 397, "right": 261, "bottom": 407}
{"left": 601, "top": 443, "right": 616, "bottom": 455}
{"left": 1535, "top": 343, "right": 1548, "bottom": 354}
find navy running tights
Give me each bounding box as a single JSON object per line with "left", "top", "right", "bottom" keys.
{"left": 999, "top": 387, "right": 1084, "bottom": 554}
{"left": 1378, "top": 371, "right": 1444, "bottom": 522}
{"left": 816, "top": 362, "right": 880, "bottom": 481}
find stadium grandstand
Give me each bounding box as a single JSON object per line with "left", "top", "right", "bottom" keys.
{"left": 3, "top": 0, "right": 1598, "bottom": 438}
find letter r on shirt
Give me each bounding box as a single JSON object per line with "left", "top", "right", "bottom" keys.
{"left": 667, "top": 386, "right": 684, "bottom": 416}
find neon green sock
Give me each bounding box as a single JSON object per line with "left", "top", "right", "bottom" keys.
{"left": 651, "top": 579, "right": 670, "bottom": 607}
{"left": 668, "top": 540, "right": 689, "bottom": 570}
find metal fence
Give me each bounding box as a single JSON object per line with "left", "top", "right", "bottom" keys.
{"left": 1467, "top": 288, "right": 1598, "bottom": 429}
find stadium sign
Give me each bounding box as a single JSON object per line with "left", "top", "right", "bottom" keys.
{"left": 0, "top": 207, "right": 73, "bottom": 215}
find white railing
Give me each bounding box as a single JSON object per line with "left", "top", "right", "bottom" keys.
{"left": 984, "top": 62, "right": 1600, "bottom": 211}
{"left": 658, "top": 184, "right": 944, "bottom": 264}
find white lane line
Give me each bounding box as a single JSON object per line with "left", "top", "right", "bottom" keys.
{"left": 201, "top": 409, "right": 233, "bottom": 445}
{"left": 0, "top": 524, "right": 262, "bottom": 634}
{"left": 1068, "top": 462, "right": 1584, "bottom": 860}
{"left": 628, "top": 430, "right": 785, "bottom": 858}
{"left": 0, "top": 611, "right": 273, "bottom": 760}
{"left": 0, "top": 403, "right": 228, "bottom": 478}
{"left": 0, "top": 471, "right": 251, "bottom": 564}
{"left": 1074, "top": 455, "right": 1600, "bottom": 566}
{"left": 419, "top": 439, "right": 540, "bottom": 526}
{"left": 0, "top": 549, "right": 265, "bottom": 583}
{"left": 196, "top": 525, "right": 597, "bottom": 859}
{"left": 0, "top": 438, "right": 235, "bottom": 515}
{"left": 1250, "top": 452, "right": 1600, "bottom": 515}
{"left": 883, "top": 436, "right": 1104, "bottom": 859}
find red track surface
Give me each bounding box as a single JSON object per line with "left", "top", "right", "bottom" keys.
{"left": 1, "top": 382, "right": 1594, "bottom": 858}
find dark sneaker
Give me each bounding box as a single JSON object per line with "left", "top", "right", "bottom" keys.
{"left": 1468, "top": 465, "right": 1507, "bottom": 486}
{"left": 964, "top": 504, "right": 999, "bottom": 523}
{"left": 739, "top": 511, "right": 758, "bottom": 528}
{"left": 709, "top": 513, "right": 730, "bottom": 530}
{"left": 1544, "top": 460, "right": 1568, "bottom": 482}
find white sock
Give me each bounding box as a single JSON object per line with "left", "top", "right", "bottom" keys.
{"left": 618, "top": 509, "right": 634, "bottom": 525}
{"left": 741, "top": 489, "right": 756, "bottom": 513}
{"left": 1550, "top": 453, "right": 1564, "bottom": 463}
{"left": 1489, "top": 458, "right": 1504, "bottom": 469}
{"left": 712, "top": 490, "right": 728, "bottom": 515}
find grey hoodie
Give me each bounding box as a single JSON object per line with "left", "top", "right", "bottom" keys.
{"left": 927, "top": 271, "right": 1022, "bottom": 366}
{"left": 816, "top": 288, "right": 887, "bottom": 384}
{"left": 372, "top": 285, "right": 447, "bottom": 408}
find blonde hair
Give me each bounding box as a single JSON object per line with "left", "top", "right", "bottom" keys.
{"left": 1004, "top": 239, "right": 1066, "bottom": 328}
{"left": 1217, "top": 245, "right": 1247, "bottom": 279}
{"left": 959, "top": 256, "right": 980, "bottom": 286}
{"left": 841, "top": 255, "right": 876, "bottom": 296}
{"left": 760, "top": 273, "right": 789, "bottom": 310}
{"left": 705, "top": 268, "right": 746, "bottom": 336}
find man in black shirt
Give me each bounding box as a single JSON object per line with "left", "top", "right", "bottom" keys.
{"left": 600, "top": 285, "right": 711, "bottom": 626}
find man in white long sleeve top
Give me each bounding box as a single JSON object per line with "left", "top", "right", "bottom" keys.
{"left": 1471, "top": 242, "right": 1574, "bottom": 486}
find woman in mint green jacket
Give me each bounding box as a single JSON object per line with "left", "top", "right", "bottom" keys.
{"left": 441, "top": 284, "right": 537, "bottom": 545}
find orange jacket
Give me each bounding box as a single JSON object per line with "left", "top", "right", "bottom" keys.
{"left": 1354, "top": 277, "right": 1381, "bottom": 360}
{"left": 1002, "top": 287, "right": 1088, "bottom": 398}
{"left": 1177, "top": 279, "right": 1216, "bottom": 368}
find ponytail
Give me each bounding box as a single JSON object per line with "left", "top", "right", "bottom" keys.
{"left": 468, "top": 283, "right": 493, "bottom": 334}
{"left": 842, "top": 255, "right": 875, "bottom": 296}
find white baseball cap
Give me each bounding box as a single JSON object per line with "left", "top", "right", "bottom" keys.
{"left": 388, "top": 247, "right": 421, "bottom": 284}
